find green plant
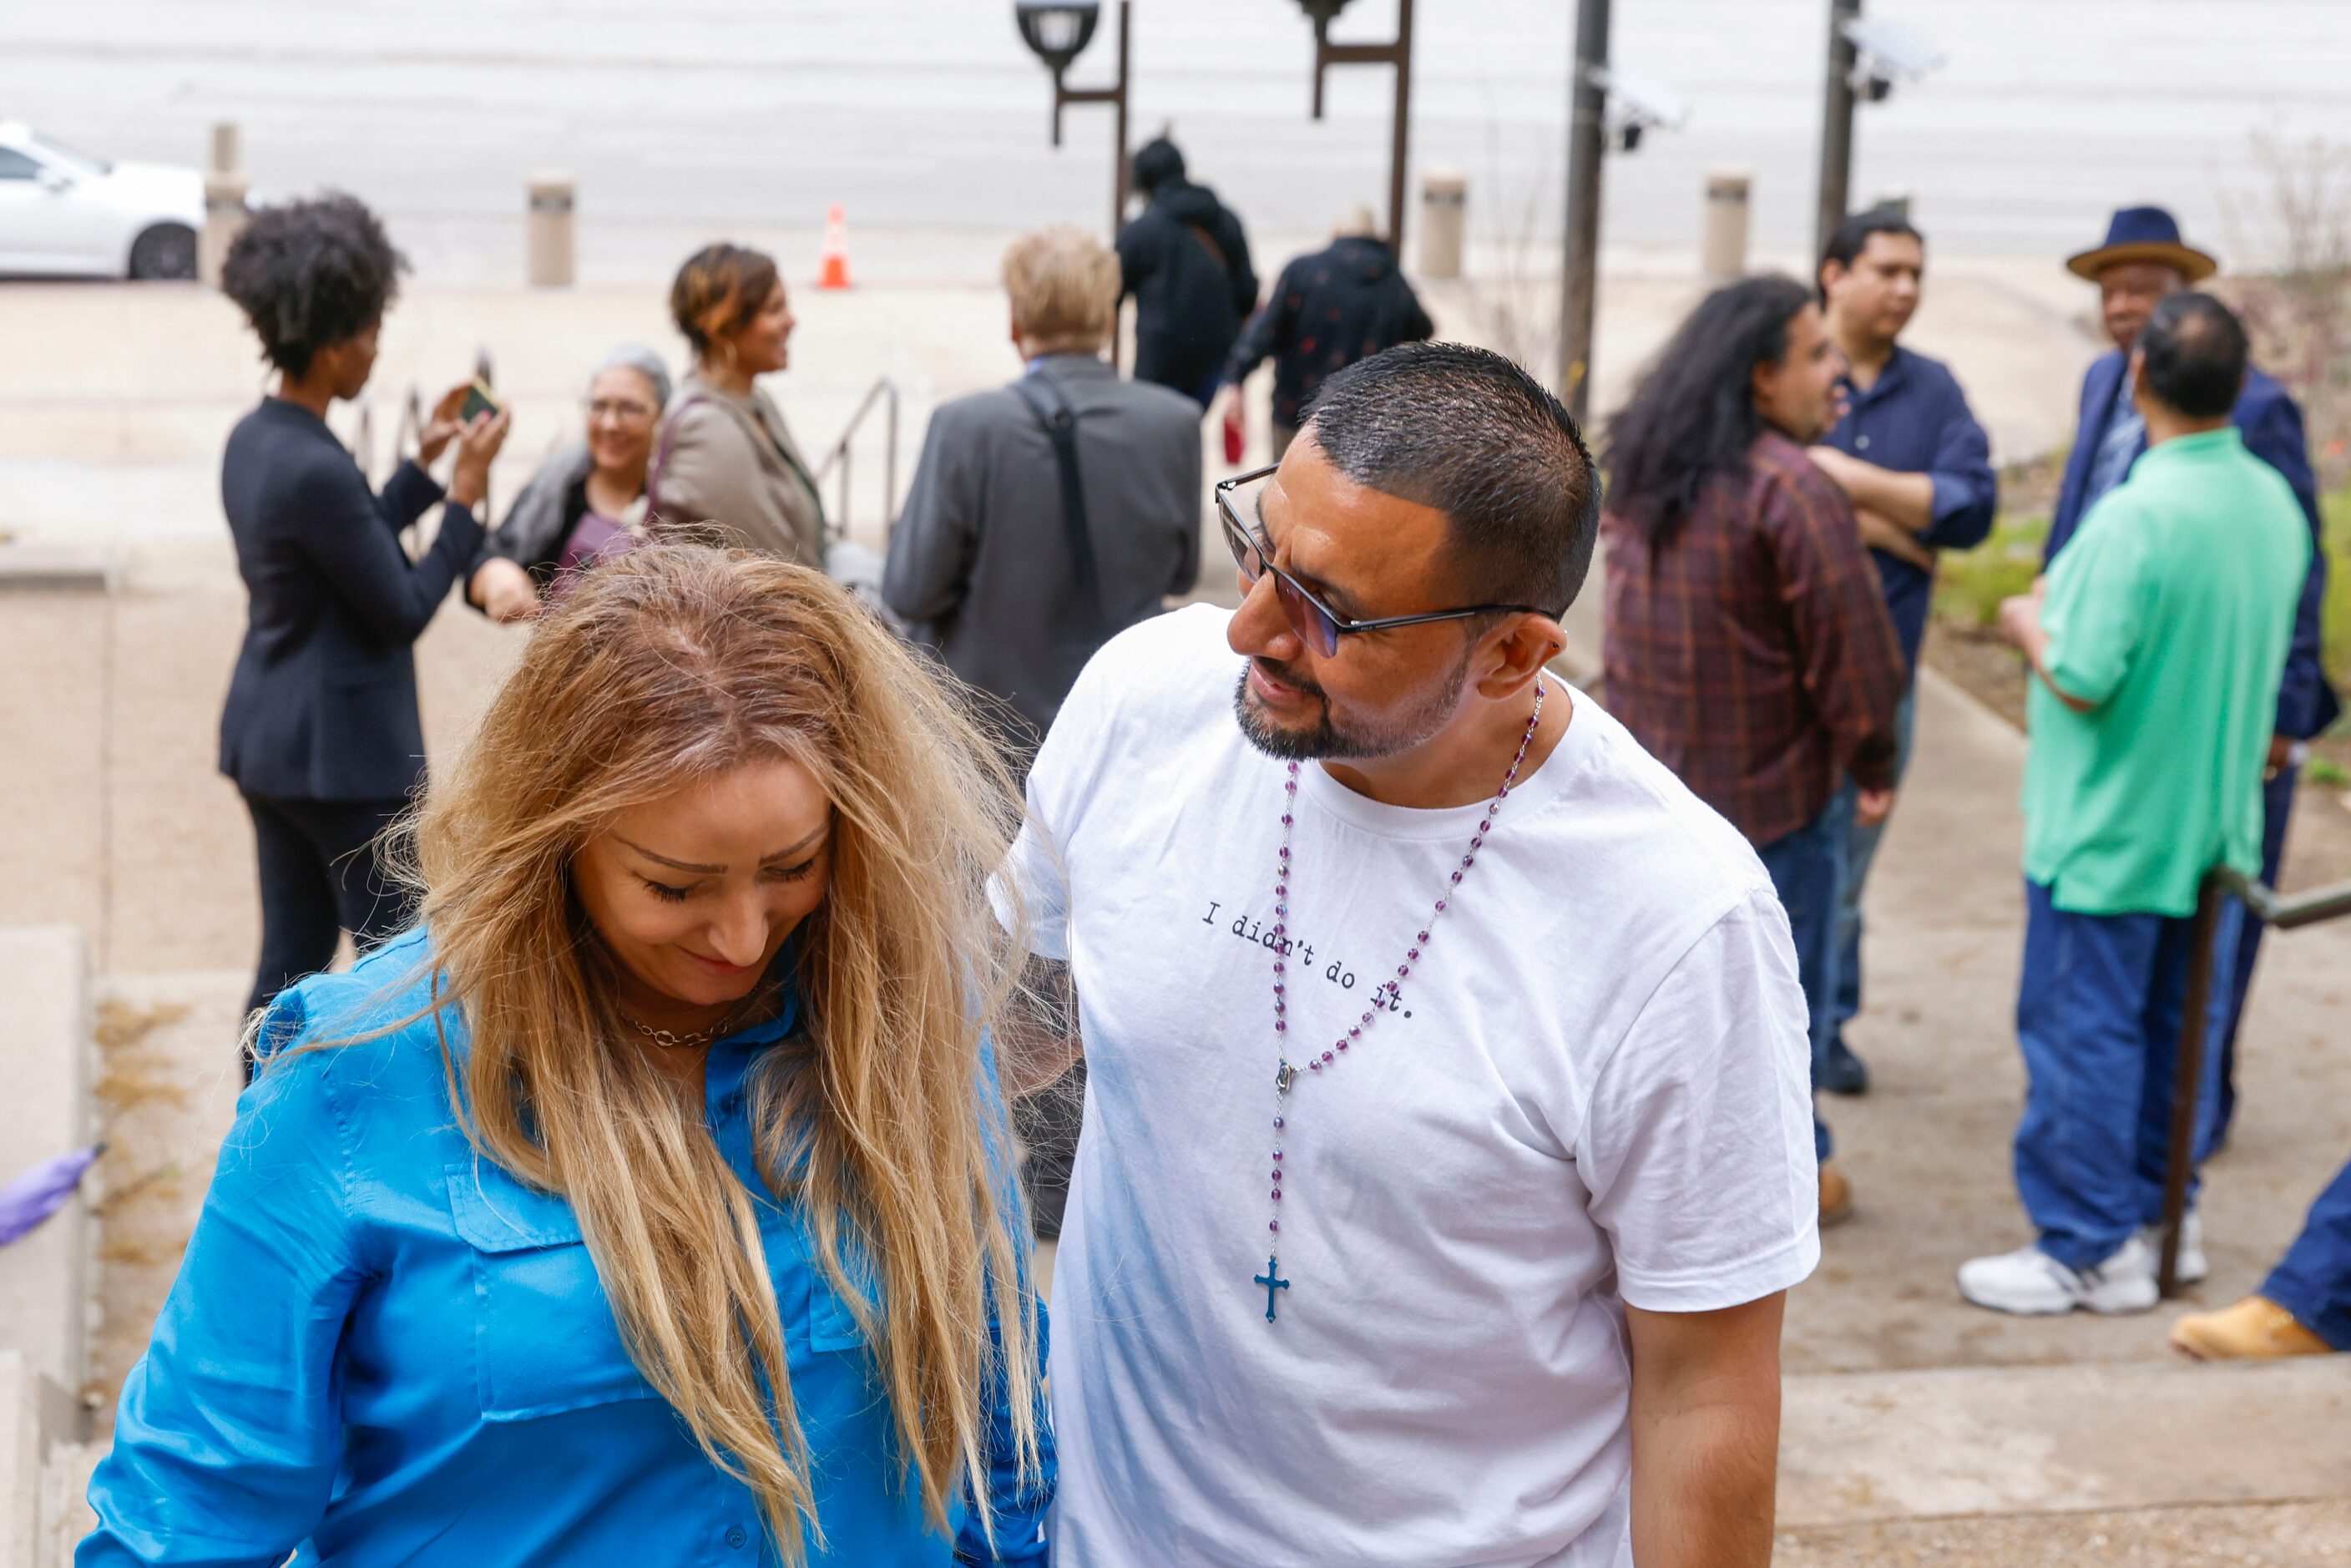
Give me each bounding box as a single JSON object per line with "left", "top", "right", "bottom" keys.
{"left": 2323, "top": 483, "right": 2351, "bottom": 690}
{"left": 1933, "top": 511, "right": 2051, "bottom": 630}
{"left": 2309, "top": 756, "right": 2349, "bottom": 787}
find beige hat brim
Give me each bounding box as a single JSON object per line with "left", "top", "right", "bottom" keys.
{"left": 2065, "top": 240, "right": 2218, "bottom": 284}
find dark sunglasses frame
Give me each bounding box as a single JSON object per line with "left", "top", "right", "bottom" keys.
{"left": 1213, "top": 465, "right": 1559, "bottom": 657}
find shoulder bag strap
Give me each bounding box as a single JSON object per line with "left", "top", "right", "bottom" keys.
{"left": 643, "top": 393, "right": 712, "bottom": 533}
{"left": 1009, "top": 371, "right": 1106, "bottom": 630}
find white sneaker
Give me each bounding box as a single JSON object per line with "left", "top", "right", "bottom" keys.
{"left": 1958, "top": 1236, "right": 2160, "bottom": 1316}
{"left": 2137, "top": 1210, "right": 2207, "bottom": 1285}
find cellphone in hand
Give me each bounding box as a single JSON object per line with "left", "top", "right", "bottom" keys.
{"left": 459, "top": 379, "right": 503, "bottom": 423}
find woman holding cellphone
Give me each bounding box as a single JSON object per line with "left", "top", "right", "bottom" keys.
{"left": 214, "top": 192, "right": 509, "bottom": 1050}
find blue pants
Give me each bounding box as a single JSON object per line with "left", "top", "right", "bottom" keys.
{"left": 1829, "top": 690, "right": 1917, "bottom": 1065}
{"left": 2014, "top": 880, "right": 2242, "bottom": 1270}
{"left": 2212, "top": 766, "right": 2297, "bottom": 1146}
{"left": 2263, "top": 1155, "right": 2351, "bottom": 1350}
{"left": 1756, "top": 798, "right": 1849, "bottom": 1165}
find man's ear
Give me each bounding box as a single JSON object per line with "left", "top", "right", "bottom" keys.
{"left": 1472, "top": 615, "right": 1567, "bottom": 701}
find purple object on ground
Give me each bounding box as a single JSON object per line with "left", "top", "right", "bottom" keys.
{"left": 0, "top": 1145, "right": 102, "bottom": 1247}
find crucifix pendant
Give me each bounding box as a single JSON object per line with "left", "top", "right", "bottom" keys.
{"left": 1254, "top": 1254, "right": 1291, "bottom": 1322}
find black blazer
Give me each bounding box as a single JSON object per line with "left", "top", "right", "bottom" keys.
{"left": 217, "top": 398, "right": 483, "bottom": 802}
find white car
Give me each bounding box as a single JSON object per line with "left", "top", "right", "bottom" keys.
{"left": 0, "top": 121, "right": 203, "bottom": 280}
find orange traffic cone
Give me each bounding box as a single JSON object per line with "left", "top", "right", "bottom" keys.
{"left": 817, "top": 204, "right": 852, "bottom": 291}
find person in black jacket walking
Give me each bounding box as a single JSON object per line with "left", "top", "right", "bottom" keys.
{"left": 1116, "top": 136, "right": 1257, "bottom": 407}
{"left": 1211, "top": 205, "right": 1435, "bottom": 459}
{"left": 215, "top": 193, "right": 509, "bottom": 1042}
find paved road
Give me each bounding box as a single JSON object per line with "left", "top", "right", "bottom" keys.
{"left": 5, "top": 0, "right": 2349, "bottom": 281}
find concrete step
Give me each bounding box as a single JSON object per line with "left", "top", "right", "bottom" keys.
{"left": 1780, "top": 1356, "right": 2351, "bottom": 1530}
{"left": 0, "top": 928, "right": 94, "bottom": 1401}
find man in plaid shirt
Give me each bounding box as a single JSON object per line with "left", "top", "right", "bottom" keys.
{"left": 1601, "top": 275, "right": 1908, "bottom": 1225}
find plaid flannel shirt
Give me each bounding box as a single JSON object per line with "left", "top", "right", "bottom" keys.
{"left": 1602, "top": 431, "right": 1908, "bottom": 848}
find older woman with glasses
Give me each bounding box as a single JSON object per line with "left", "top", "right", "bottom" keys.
{"left": 468, "top": 344, "right": 672, "bottom": 623}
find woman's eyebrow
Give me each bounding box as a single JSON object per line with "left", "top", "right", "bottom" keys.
{"left": 615, "top": 823, "right": 829, "bottom": 875}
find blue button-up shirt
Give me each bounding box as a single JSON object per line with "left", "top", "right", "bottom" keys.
{"left": 80, "top": 931, "right": 1052, "bottom": 1567}
{"left": 1820, "top": 345, "right": 2000, "bottom": 671}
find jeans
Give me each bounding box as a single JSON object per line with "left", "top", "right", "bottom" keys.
{"left": 2263, "top": 1154, "right": 2351, "bottom": 1350}
{"left": 1755, "top": 797, "right": 1850, "bottom": 1165}
{"left": 1829, "top": 689, "right": 1918, "bottom": 1065}
{"left": 2012, "top": 880, "right": 2242, "bottom": 1270}
{"left": 2212, "top": 766, "right": 2297, "bottom": 1146}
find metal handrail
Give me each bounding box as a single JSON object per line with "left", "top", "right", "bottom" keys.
{"left": 2211, "top": 863, "right": 2351, "bottom": 931}
{"left": 2157, "top": 862, "right": 2351, "bottom": 1295}
{"left": 812, "top": 375, "right": 901, "bottom": 544}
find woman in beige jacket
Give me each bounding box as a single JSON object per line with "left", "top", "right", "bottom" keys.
{"left": 650, "top": 243, "right": 827, "bottom": 567}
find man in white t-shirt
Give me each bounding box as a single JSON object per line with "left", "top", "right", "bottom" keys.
{"left": 1000, "top": 342, "right": 1818, "bottom": 1566}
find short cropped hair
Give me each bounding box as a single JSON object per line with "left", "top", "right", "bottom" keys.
{"left": 1002, "top": 226, "right": 1121, "bottom": 355}
{"left": 2138, "top": 291, "right": 2248, "bottom": 420}
{"left": 219, "top": 193, "right": 406, "bottom": 381}
{"left": 670, "top": 243, "right": 781, "bottom": 357}
{"left": 1301, "top": 342, "right": 1600, "bottom": 615}
{"left": 1821, "top": 206, "right": 1923, "bottom": 280}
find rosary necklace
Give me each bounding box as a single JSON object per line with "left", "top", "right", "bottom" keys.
{"left": 1255, "top": 677, "right": 1547, "bottom": 1323}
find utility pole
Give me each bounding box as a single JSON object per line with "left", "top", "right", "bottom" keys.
{"left": 1559, "top": 0, "right": 1610, "bottom": 427}
{"left": 1815, "top": 0, "right": 1861, "bottom": 263}
{"left": 1299, "top": 0, "right": 1418, "bottom": 252}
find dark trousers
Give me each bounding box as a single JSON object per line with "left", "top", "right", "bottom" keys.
{"left": 2212, "top": 766, "right": 2298, "bottom": 1145}
{"left": 2264, "top": 1154, "right": 2351, "bottom": 1350}
{"left": 1754, "top": 797, "right": 1848, "bottom": 1165}
{"left": 241, "top": 792, "right": 410, "bottom": 1026}
{"left": 2012, "top": 880, "right": 2242, "bottom": 1270}
{"left": 1015, "top": 1062, "right": 1086, "bottom": 1242}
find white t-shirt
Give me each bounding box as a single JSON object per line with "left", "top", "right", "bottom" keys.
{"left": 1004, "top": 606, "right": 1818, "bottom": 1568}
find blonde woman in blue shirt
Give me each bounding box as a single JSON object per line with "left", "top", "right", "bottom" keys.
{"left": 80, "top": 546, "right": 1052, "bottom": 1565}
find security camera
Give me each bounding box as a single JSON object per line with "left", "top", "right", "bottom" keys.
{"left": 1841, "top": 17, "right": 1944, "bottom": 101}
{"left": 1585, "top": 64, "right": 1689, "bottom": 154}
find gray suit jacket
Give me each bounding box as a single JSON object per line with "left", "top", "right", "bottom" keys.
{"left": 883, "top": 354, "right": 1202, "bottom": 737}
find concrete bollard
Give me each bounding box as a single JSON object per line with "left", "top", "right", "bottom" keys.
{"left": 1702, "top": 167, "right": 1752, "bottom": 281}
{"left": 199, "top": 173, "right": 249, "bottom": 288}
{"left": 1418, "top": 169, "right": 1466, "bottom": 281}
{"left": 526, "top": 172, "right": 575, "bottom": 289}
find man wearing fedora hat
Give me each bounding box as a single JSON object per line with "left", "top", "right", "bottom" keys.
{"left": 2047, "top": 205, "right": 2338, "bottom": 1175}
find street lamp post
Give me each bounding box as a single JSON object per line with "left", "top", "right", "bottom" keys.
{"left": 1559, "top": 0, "right": 1610, "bottom": 426}
{"left": 1814, "top": 3, "right": 1944, "bottom": 261}
{"left": 1815, "top": 0, "right": 1862, "bottom": 265}
{"left": 1290, "top": 0, "right": 1417, "bottom": 252}
{"left": 1016, "top": 1, "right": 1133, "bottom": 243}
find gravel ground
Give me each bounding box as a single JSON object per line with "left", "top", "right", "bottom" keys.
{"left": 1780, "top": 1500, "right": 2351, "bottom": 1565}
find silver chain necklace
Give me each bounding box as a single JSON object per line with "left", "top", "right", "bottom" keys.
{"left": 1254, "top": 678, "right": 1547, "bottom": 1324}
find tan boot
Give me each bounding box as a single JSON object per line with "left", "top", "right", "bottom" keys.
{"left": 2170, "top": 1296, "right": 2333, "bottom": 1361}
{"left": 1820, "top": 1162, "right": 1853, "bottom": 1229}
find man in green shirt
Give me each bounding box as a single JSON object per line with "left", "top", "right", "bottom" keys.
{"left": 1961, "top": 291, "right": 2310, "bottom": 1317}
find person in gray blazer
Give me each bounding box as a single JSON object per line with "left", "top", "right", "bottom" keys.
{"left": 884, "top": 225, "right": 1202, "bottom": 754}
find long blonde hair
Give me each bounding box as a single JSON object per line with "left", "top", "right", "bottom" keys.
{"left": 405, "top": 544, "right": 1042, "bottom": 1556}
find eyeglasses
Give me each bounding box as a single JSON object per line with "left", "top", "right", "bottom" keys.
{"left": 1213, "top": 465, "right": 1558, "bottom": 658}
{"left": 584, "top": 397, "right": 658, "bottom": 422}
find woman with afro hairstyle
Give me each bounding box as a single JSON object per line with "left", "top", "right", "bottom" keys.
{"left": 215, "top": 191, "right": 509, "bottom": 1064}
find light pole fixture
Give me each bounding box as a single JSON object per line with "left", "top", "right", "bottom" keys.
{"left": 1288, "top": 0, "right": 1416, "bottom": 252}
{"left": 1814, "top": 3, "right": 1945, "bottom": 262}
{"left": 1017, "top": 0, "right": 1131, "bottom": 242}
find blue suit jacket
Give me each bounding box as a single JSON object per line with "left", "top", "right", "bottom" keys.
{"left": 2047, "top": 352, "right": 2338, "bottom": 739}
{"left": 217, "top": 400, "right": 484, "bottom": 802}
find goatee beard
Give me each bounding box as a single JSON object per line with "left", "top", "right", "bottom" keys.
{"left": 1231, "top": 656, "right": 1469, "bottom": 763}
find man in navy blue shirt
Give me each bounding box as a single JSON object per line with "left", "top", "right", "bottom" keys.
{"left": 2045, "top": 206, "right": 2339, "bottom": 1151}
{"left": 1803, "top": 208, "right": 2000, "bottom": 1096}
